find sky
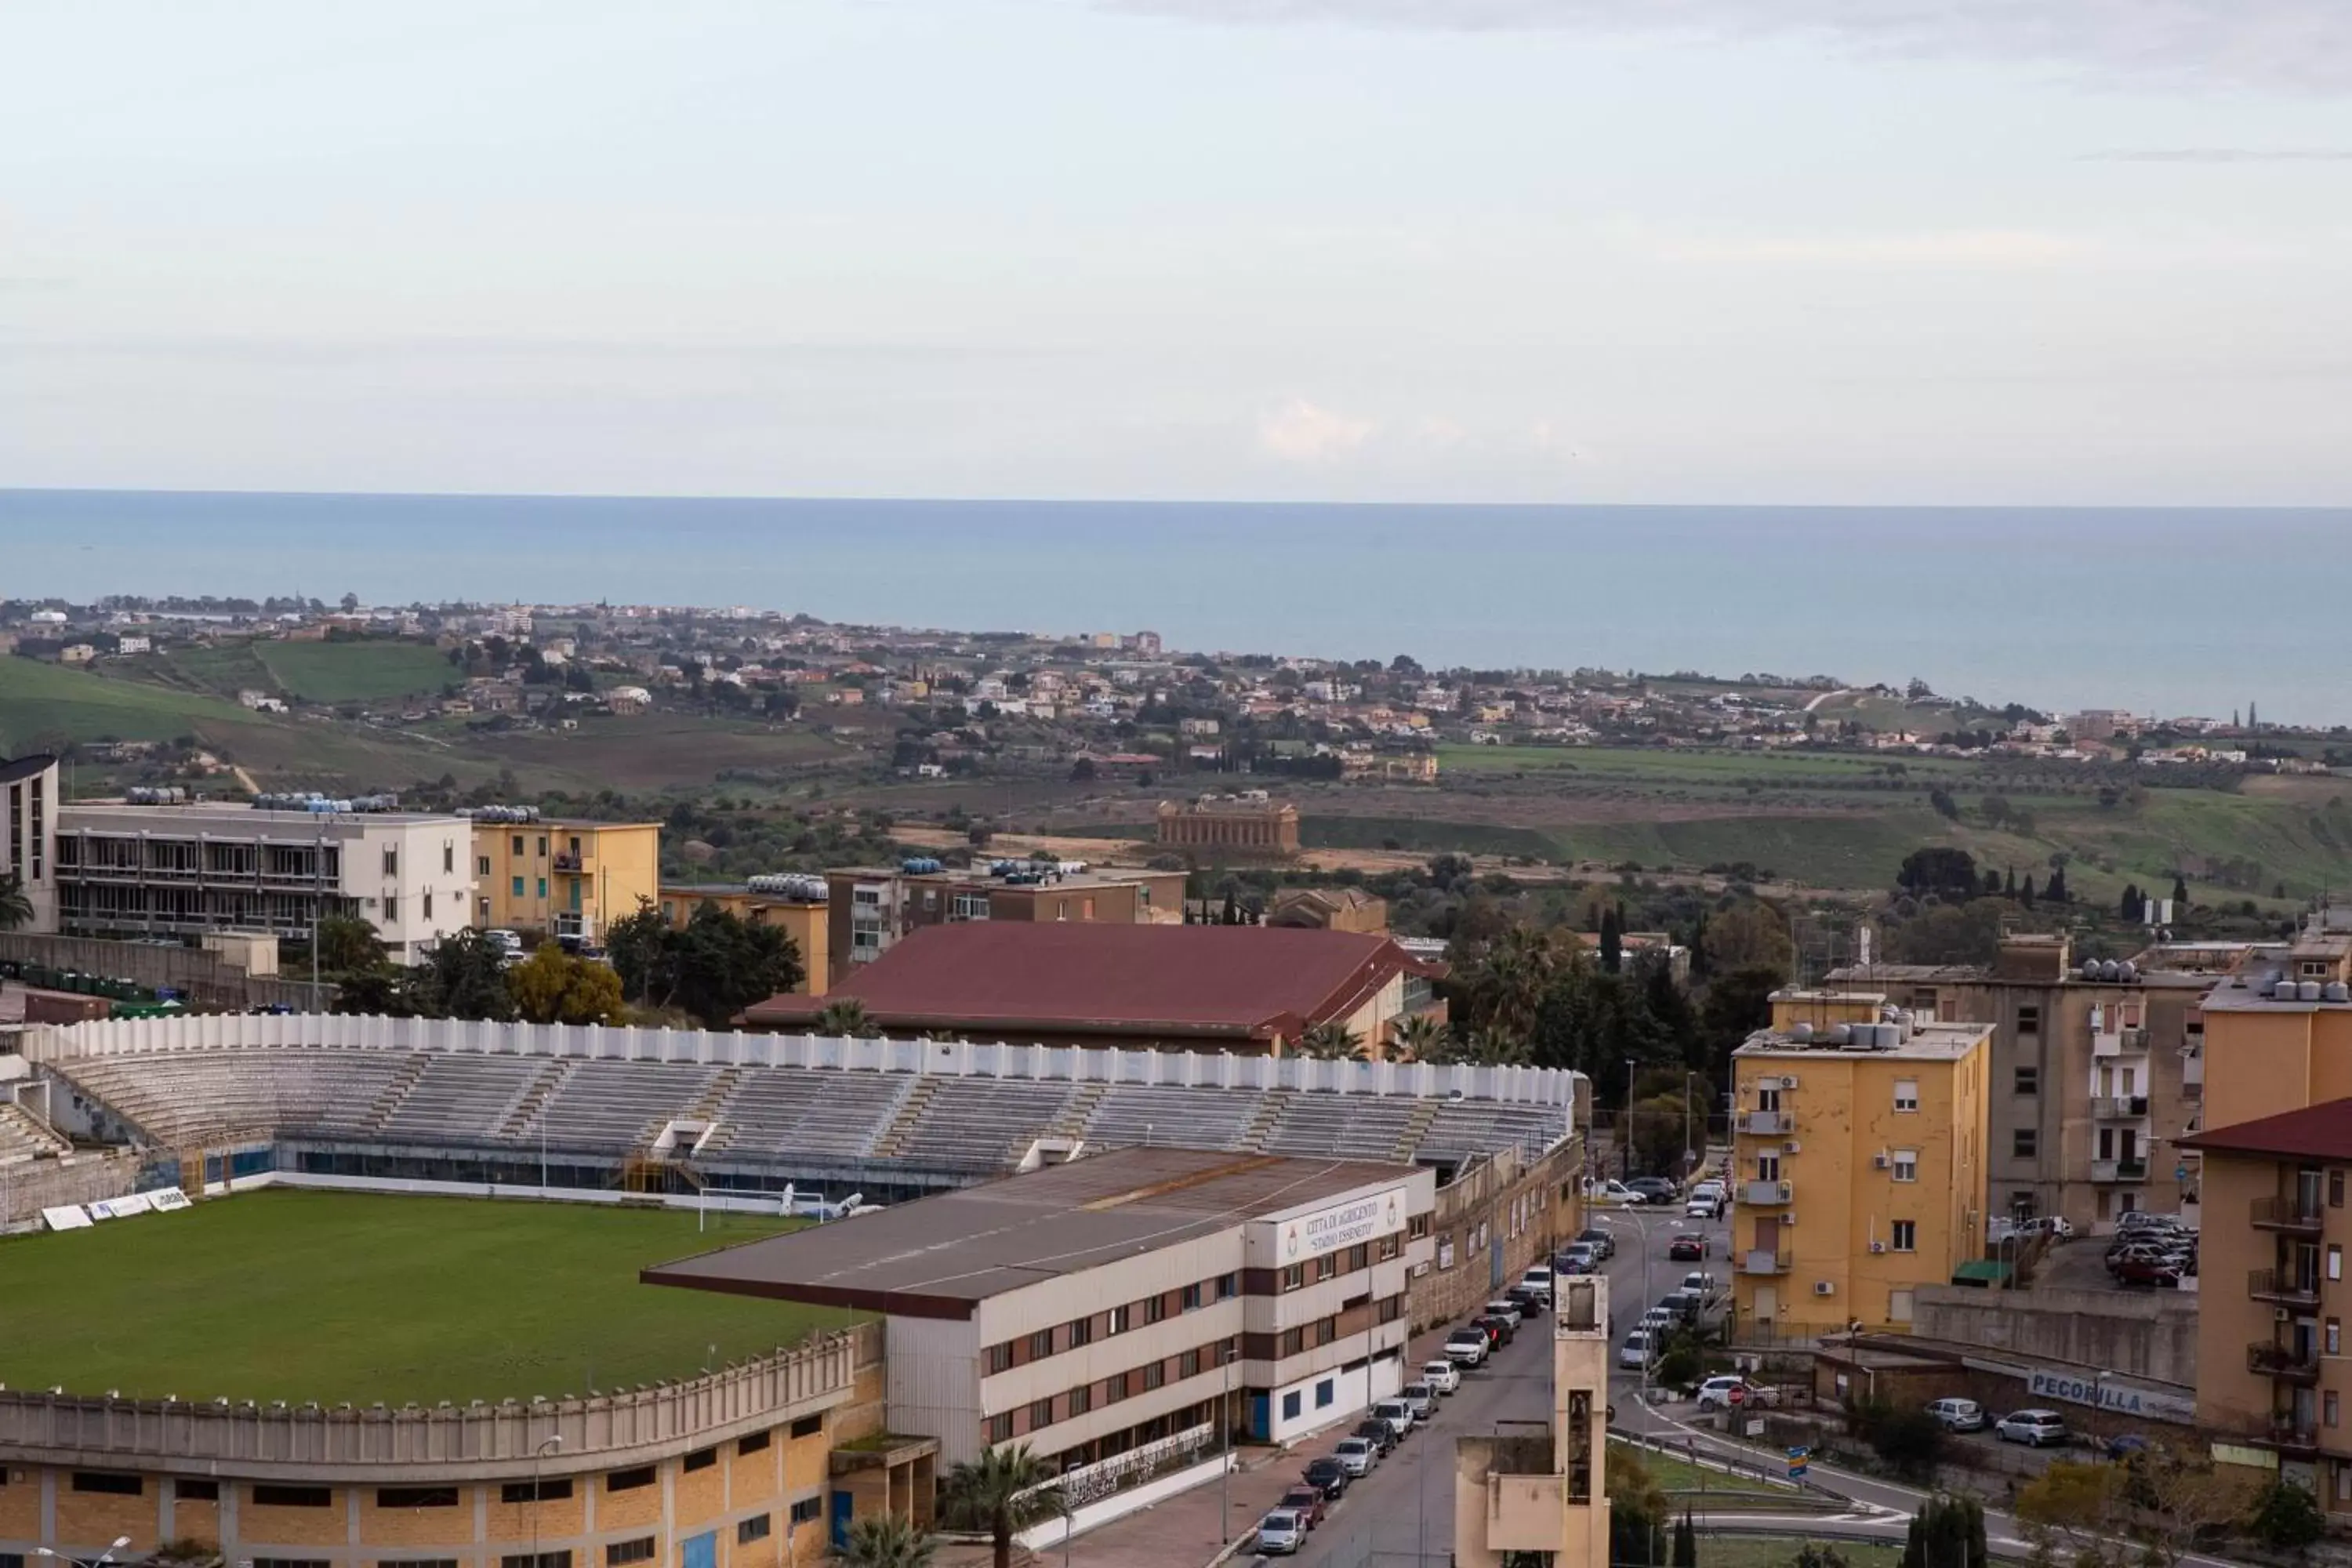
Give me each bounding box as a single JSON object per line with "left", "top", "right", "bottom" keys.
{"left": 4, "top": 0, "right": 2350, "bottom": 506}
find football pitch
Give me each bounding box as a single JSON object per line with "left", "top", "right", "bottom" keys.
{"left": 0, "top": 1189, "right": 838, "bottom": 1406}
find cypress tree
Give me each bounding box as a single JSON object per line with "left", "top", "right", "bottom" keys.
{"left": 2172, "top": 873, "right": 2189, "bottom": 910}
{"left": 2020, "top": 874, "right": 2036, "bottom": 909}
{"left": 1671, "top": 1510, "right": 1697, "bottom": 1568}
{"left": 2119, "top": 883, "right": 2140, "bottom": 920}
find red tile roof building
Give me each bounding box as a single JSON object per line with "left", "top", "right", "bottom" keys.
{"left": 741, "top": 922, "right": 1444, "bottom": 1054}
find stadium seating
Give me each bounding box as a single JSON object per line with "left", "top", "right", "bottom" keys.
{"left": 48, "top": 1044, "right": 1570, "bottom": 1177}
{"left": 0, "top": 1102, "right": 72, "bottom": 1163}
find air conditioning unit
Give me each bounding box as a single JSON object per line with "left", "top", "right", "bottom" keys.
{"left": 2277, "top": 1307, "right": 2294, "bottom": 1323}
{"left": 1782, "top": 1141, "right": 1802, "bottom": 1156}
{"left": 1868, "top": 1241, "right": 1887, "bottom": 1254}
{"left": 1780, "top": 1076, "right": 1800, "bottom": 1091}
{"left": 1780, "top": 1213, "right": 1795, "bottom": 1227}
{"left": 1813, "top": 1281, "right": 1836, "bottom": 1297}
{"left": 1871, "top": 1153, "right": 1890, "bottom": 1170}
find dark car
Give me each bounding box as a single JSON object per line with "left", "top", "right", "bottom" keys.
{"left": 1303, "top": 1457, "right": 1350, "bottom": 1499}
{"left": 1353, "top": 1418, "right": 1399, "bottom": 1457}
{"left": 2112, "top": 1255, "right": 2183, "bottom": 1288}
{"left": 1279, "top": 1486, "right": 1327, "bottom": 1529}
{"left": 1660, "top": 1287, "right": 1707, "bottom": 1324}
{"left": 1625, "top": 1177, "right": 1680, "bottom": 1205}
{"left": 1668, "top": 1234, "right": 1709, "bottom": 1261}
{"left": 1506, "top": 1283, "right": 1548, "bottom": 1313}
{"left": 1473, "top": 1313, "right": 1515, "bottom": 1347}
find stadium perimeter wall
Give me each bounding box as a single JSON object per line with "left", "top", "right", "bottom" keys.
{"left": 23, "top": 1013, "right": 1579, "bottom": 1109}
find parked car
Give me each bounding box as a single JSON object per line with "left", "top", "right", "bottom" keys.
{"left": 2112, "top": 1254, "right": 2184, "bottom": 1288}
{"left": 1473, "top": 1313, "right": 1516, "bottom": 1347}
{"left": 1668, "top": 1233, "right": 1711, "bottom": 1261}
{"left": 1422, "top": 1359, "right": 1461, "bottom": 1395}
{"left": 1371, "top": 1399, "right": 1415, "bottom": 1439}
{"left": 1618, "top": 1328, "right": 1656, "bottom": 1369}
{"left": 1577, "top": 1227, "right": 1617, "bottom": 1259}
{"left": 1506, "top": 1283, "right": 1548, "bottom": 1315}
{"left": 1681, "top": 1271, "right": 1720, "bottom": 1302}
{"left": 1660, "top": 1287, "right": 1708, "bottom": 1324}
{"left": 1484, "top": 1298, "right": 1526, "bottom": 1327}
{"left": 1302, "top": 1457, "right": 1351, "bottom": 1500}
{"left": 1694, "top": 1375, "right": 1780, "bottom": 1411}
{"left": 1926, "top": 1397, "right": 1986, "bottom": 1432}
{"left": 1686, "top": 1183, "right": 1726, "bottom": 1219}
{"left": 1639, "top": 1305, "right": 1676, "bottom": 1335}
{"left": 1444, "top": 1328, "right": 1490, "bottom": 1367}
{"left": 1519, "top": 1265, "right": 1555, "bottom": 1302}
{"left": 1626, "top": 1177, "right": 1681, "bottom": 1205}
{"left": 1400, "top": 1383, "right": 1437, "bottom": 1421}
{"left": 1588, "top": 1179, "right": 1641, "bottom": 1205}
{"left": 1995, "top": 1409, "right": 2070, "bottom": 1447}
{"left": 1556, "top": 1243, "right": 1599, "bottom": 1275}
{"left": 2020, "top": 1215, "right": 2075, "bottom": 1240}
{"left": 1352, "top": 1418, "right": 1399, "bottom": 1457}
{"left": 1257, "top": 1511, "right": 1306, "bottom": 1555}
{"left": 1331, "top": 1437, "right": 1375, "bottom": 1479}
{"left": 1280, "top": 1484, "right": 1330, "bottom": 1526}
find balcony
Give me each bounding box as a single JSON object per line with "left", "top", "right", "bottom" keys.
{"left": 2251, "top": 1269, "right": 2323, "bottom": 1309}
{"left": 1458, "top": 1432, "right": 1572, "bottom": 1555}
{"left": 553, "top": 853, "right": 583, "bottom": 872}
{"left": 2090, "top": 1159, "right": 2147, "bottom": 1182}
{"left": 2258, "top": 1420, "right": 2321, "bottom": 1459}
{"left": 2252, "top": 1197, "right": 2326, "bottom": 1235}
{"left": 2089, "top": 1096, "right": 2150, "bottom": 1121}
{"left": 2183, "top": 1051, "right": 2204, "bottom": 1087}
{"left": 2249, "top": 1342, "right": 2323, "bottom": 1385}
{"left": 1740, "top": 1111, "right": 1793, "bottom": 1136}
{"left": 1739, "top": 1250, "right": 1793, "bottom": 1276}
{"left": 2092, "top": 1033, "right": 2123, "bottom": 1058}
{"left": 1741, "top": 1180, "right": 1793, "bottom": 1207}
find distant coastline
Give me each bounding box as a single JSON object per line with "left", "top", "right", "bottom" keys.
{"left": 8, "top": 488, "right": 2348, "bottom": 724}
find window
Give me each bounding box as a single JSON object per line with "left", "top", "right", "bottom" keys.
{"left": 607, "top": 1466, "right": 656, "bottom": 1493}
{"left": 176, "top": 1479, "right": 220, "bottom": 1501}
{"left": 606, "top": 1539, "right": 657, "bottom": 1567}
{"left": 986, "top": 1342, "right": 1014, "bottom": 1374}
{"left": 1145, "top": 1294, "right": 1167, "bottom": 1324}
{"left": 1030, "top": 1399, "right": 1055, "bottom": 1430}
{"left": 384, "top": 895, "right": 398, "bottom": 923}
{"left": 1181, "top": 1282, "right": 1203, "bottom": 1312}
{"left": 1104, "top": 1371, "right": 1129, "bottom": 1402}
{"left": 1279, "top": 1327, "right": 1306, "bottom": 1356}
{"left": 1180, "top": 1348, "right": 1203, "bottom": 1378}
{"left": 422, "top": 891, "right": 433, "bottom": 920}
{"left": 1408, "top": 1214, "right": 1431, "bottom": 1240}
{"left": 2330, "top": 1319, "right": 2342, "bottom": 1356}
{"left": 502, "top": 1555, "right": 571, "bottom": 1568}
{"left": 536, "top": 877, "right": 547, "bottom": 898}
{"left": 379, "top": 1486, "right": 460, "bottom": 1508}
{"left": 381, "top": 1560, "right": 459, "bottom": 1568}
{"left": 2332, "top": 1244, "right": 2343, "bottom": 1282}
{"left": 789, "top": 1497, "right": 823, "bottom": 1527}
{"left": 478, "top": 855, "right": 492, "bottom": 877}
{"left": 512, "top": 834, "right": 525, "bottom": 855}
{"left": 1314, "top": 1254, "right": 1339, "bottom": 1282}
{"left": 2013, "top": 1129, "right": 2038, "bottom": 1160}
{"left": 1892, "top": 1150, "right": 1918, "bottom": 1183}
{"left": 684, "top": 1447, "right": 717, "bottom": 1472}
{"left": 2014, "top": 1066, "right": 2039, "bottom": 1096}
{"left": 72, "top": 1472, "right": 142, "bottom": 1496}
{"left": 383, "top": 847, "right": 399, "bottom": 876}
{"left": 1346, "top": 1243, "right": 1370, "bottom": 1272}
{"left": 789, "top": 1414, "right": 822, "bottom": 1440}
{"left": 1315, "top": 1316, "right": 1339, "bottom": 1347}
{"left": 1893, "top": 1079, "right": 1919, "bottom": 1113}
{"left": 256, "top": 1560, "right": 332, "bottom": 1568}
{"left": 2332, "top": 1392, "right": 2342, "bottom": 1429}
{"left": 1280, "top": 1264, "right": 1305, "bottom": 1291}
{"left": 512, "top": 876, "right": 525, "bottom": 898}
{"left": 1142, "top": 1361, "right": 1166, "bottom": 1391}
{"left": 738, "top": 1515, "right": 772, "bottom": 1545}
{"left": 739, "top": 1431, "right": 772, "bottom": 1455}
{"left": 445, "top": 844, "right": 456, "bottom": 874}
{"left": 537, "top": 835, "right": 549, "bottom": 856}
{"left": 1891, "top": 1220, "right": 1918, "bottom": 1252}
{"left": 985, "top": 1414, "right": 1015, "bottom": 1443}
{"left": 1316, "top": 1378, "right": 1335, "bottom": 1408}
{"left": 1889, "top": 1289, "right": 1915, "bottom": 1323}
{"left": 503, "top": 1480, "right": 573, "bottom": 1504}
{"left": 1107, "top": 1305, "right": 1130, "bottom": 1335}
{"left": 2335, "top": 1171, "right": 2346, "bottom": 1209}
{"left": 2017, "top": 1005, "right": 2041, "bottom": 1036}
{"left": 1218, "top": 1272, "right": 1240, "bottom": 1298}
{"left": 1068, "top": 1384, "right": 1092, "bottom": 1417}
{"left": 1282, "top": 1391, "right": 1303, "bottom": 1421}
{"left": 1028, "top": 1330, "right": 1054, "bottom": 1359}
{"left": 252, "top": 1485, "right": 332, "bottom": 1508}
{"left": 1069, "top": 1316, "right": 1095, "bottom": 1347}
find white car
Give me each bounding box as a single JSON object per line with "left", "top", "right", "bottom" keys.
{"left": 1401, "top": 1382, "right": 1437, "bottom": 1421}
{"left": 1588, "top": 1179, "right": 1641, "bottom": 1205}
{"left": 1694, "top": 1375, "right": 1780, "bottom": 1411}
{"left": 1618, "top": 1328, "right": 1655, "bottom": 1369}
{"left": 1372, "top": 1399, "right": 1416, "bottom": 1438}
{"left": 1519, "top": 1265, "right": 1555, "bottom": 1305}
{"left": 1422, "top": 1359, "right": 1461, "bottom": 1395}
{"left": 1484, "top": 1298, "right": 1525, "bottom": 1327}
{"left": 1686, "top": 1183, "right": 1726, "bottom": 1219}
{"left": 1926, "top": 1398, "right": 1986, "bottom": 1432}
{"left": 2021, "top": 1216, "right": 2075, "bottom": 1241}
{"left": 1445, "top": 1329, "right": 1490, "bottom": 1367}
{"left": 1258, "top": 1510, "right": 1306, "bottom": 1555}
{"left": 1995, "top": 1409, "right": 2069, "bottom": 1447}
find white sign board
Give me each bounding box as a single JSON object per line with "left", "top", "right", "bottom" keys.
{"left": 2027, "top": 1367, "right": 2195, "bottom": 1425}
{"left": 1269, "top": 1186, "right": 1407, "bottom": 1266}
{"left": 148, "top": 1186, "right": 192, "bottom": 1212}
{"left": 91, "top": 1192, "right": 154, "bottom": 1220}
{"left": 42, "top": 1205, "right": 93, "bottom": 1231}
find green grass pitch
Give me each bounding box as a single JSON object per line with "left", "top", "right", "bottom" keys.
{"left": 0, "top": 1189, "right": 837, "bottom": 1406}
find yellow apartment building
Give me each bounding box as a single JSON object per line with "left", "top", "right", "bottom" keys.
{"left": 1730, "top": 1001, "right": 1991, "bottom": 1341}
{"left": 474, "top": 818, "right": 660, "bottom": 945}
{"left": 659, "top": 880, "right": 829, "bottom": 996}
{"left": 2183, "top": 1098, "right": 2352, "bottom": 1511}
{"left": 1454, "top": 1274, "right": 1612, "bottom": 1568}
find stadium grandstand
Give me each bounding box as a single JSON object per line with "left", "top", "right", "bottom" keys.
{"left": 20, "top": 1012, "right": 1577, "bottom": 1205}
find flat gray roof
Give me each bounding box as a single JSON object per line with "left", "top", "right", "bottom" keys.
{"left": 644, "top": 1147, "right": 1417, "bottom": 1319}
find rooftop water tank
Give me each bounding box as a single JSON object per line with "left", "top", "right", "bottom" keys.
{"left": 2275, "top": 978, "right": 2302, "bottom": 1000}
{"left": 2080, "top": 960, "right": 2100, "bottom": 980}
{"left": 1790, "top": 1022, "right": 1815, "bottom": 1043}
{"left": 2099, "top": 960, "right": 2122, "bottom": 982}
{"left": 2328, "top": 982, "right": 2350, "bottom": 1004}
{"left": 2302, "top": 981, "right": 2324, "bottom": 1002}
{"left": 2118, "top": 962, "right": 2138, "bottom": 983}
{"left": 1826, "top": 1024, "right": 1852, "bottom": 1046}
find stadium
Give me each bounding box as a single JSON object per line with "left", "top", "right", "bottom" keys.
{"left": 1, "top": 1012, "right": 1583, "bottom": 1566}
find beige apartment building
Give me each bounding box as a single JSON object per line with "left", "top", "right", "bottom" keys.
{"left": 1828, "top": 934, "right": 2215, "bottom": 1232}
{"left": 1454, "top": 1274, "right": 1612, "bottom": 1568}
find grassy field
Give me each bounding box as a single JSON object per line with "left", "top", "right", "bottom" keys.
{"left": 1697, "top": 1537, "right": 1896, "bottom": 1568}
{"left": 0, "top": 1189, "right": 833, "bottom": 1405}
{"left": 1433, "top": 743, "right": 1981, "bottom": 783}
{"left": 255, "top": 639, "right": 455, "bottom": 703}
{"left": 0, "top": 655, "right": 266, "bottom": 748}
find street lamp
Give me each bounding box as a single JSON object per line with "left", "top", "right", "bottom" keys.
{"left": 1623, "top": 1057, "right": 1637, "bottom": 1180}
{"left": 531, "top": 1432, "right": 564, "bottom": 1568}
{"left": 1216, "top": 1340, "right": 1240, "bottom": 1548}
{"left": 35, "top": 1538, "right": 131, "bottom": 1568}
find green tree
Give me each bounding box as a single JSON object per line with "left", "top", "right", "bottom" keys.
{"left": 1701, "top": 901, "right": 1795, "bottom": 979}
{"left": 1599, "top": 906, "right": 1624, "bottom": 974}
{"left": 406, "top": 928, "right": 519, "bottom": 1021}
{"left": 1900, "top": 1494, "right": 1987, "bottom": 1568}
{"left": 1392, "top": 1012, "right": 1448, "bottom": 1060}
{"left": 2170, "top": 873, "right": 2190, "bottom": 910}
{"left": 818, "top": 997, "right": 879, "bottom": 1038}
{"left": 313, "top": 913, "right": 387, "bottom": 975}
{"left": 1867, "top": 1406, "right": 1947, "bottom": 1483}
{"left": 1671, "top": 1510, "right": 1697, "bottom": 1568}
{"left": 833, "top": 1512, "right": 936, "bottom": 1568}
{"left": 1697, "top": 964, "right": 1783, "bottom": 1084}
{"left": 1607, "top": 1446, "right": 1671, "bottom": 1566}
{"left": 605, "top": 899, "right": 804, "bottom": 1026}
{"left": 1787, "top": 1547, "right": 1849, "bottom": 1568}
{"left": 938, "top": 1443, "right": 1062, "bottom": 1568}
{"left": 0, "top": 871, "right": 34, "bottom": 931}
{"left": 506, "top": 944, "right": 626, "bottom": 1025}
{"left": 1295, "top": 1021, "right": 1366, "bottom": 1061}
{"left": 2249, "top": 1477, "right": 2325, "bottom": 1551}
{"left": 2016, "top": 1461, "right": 2118, "bottom": 1563}
{"left": 1896, "top": 846, "right": 1980, "bottom": 900}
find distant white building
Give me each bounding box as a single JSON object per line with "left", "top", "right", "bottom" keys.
{"left": 114, "top": 635, "right": 152, "bottom": 656}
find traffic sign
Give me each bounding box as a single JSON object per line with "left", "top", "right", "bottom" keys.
{"left": 1786, "top": 1445, "right": 1809, "bottom": 1479}
{"left": 1727, "top": 1385, "right": 1747, "bottom": 1406}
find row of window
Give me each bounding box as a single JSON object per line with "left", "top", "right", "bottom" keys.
{"left": 1277, "top": 1234, "right": 1402, "bottom": 1291}
{"left": 984, "top": 1276, "right": 1240, "bottom": 1372}
{"left": 983, "top": 1337, "right": 1241, "bottom": 1443}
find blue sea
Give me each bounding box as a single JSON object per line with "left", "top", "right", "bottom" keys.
{"left": 3, "top": 490, "right": 2347, "bottom": 725}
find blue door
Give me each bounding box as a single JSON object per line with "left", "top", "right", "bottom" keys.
{"left": 830, "top": 1492, "right": 855, "bottom": 1552}
{"left": 682, "top": 1530, "right": 716, "bottom": 1568}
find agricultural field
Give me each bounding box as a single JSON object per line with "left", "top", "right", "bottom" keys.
{"left": 0, "top": 1189, "right": 827, "bottom": 1406}
{"left": 253, "top": 637, "right": 456, "bottom": 702}
{"left": 0, "top": 653, "right": 262, "bottom": 748}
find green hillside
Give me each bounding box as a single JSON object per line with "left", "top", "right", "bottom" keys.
{"left": 0, "top": 655, "right": 263, "bottom": 748}
{"left": 256, "top": 638, "right": 453, "bottom": 702}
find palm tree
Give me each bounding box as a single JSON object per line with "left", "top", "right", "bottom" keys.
{"left": 817, "top": 998, "right": 878, "bottom": 1038}
{"left": 833, "top": 1512, "right": 936, "bottom": 1568}
{"left": 1295, "top": 1021, "right": 1365, "bottom": 1061}
{"left": 1391, "top": 1013, "right": 1448, "bottom": 1061}
{"left": 1434, "top": 1027, "right": 1529, "bottom": 1067}
{"left": 0, "top": 872, "right": 32, "bottom": 932}
{"left": 938, "top": 1443, "right": 1062, "bottom": 1568}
